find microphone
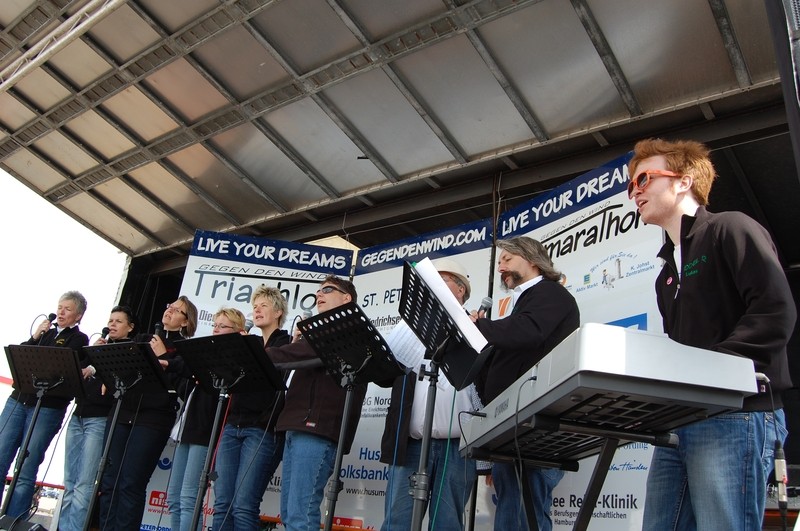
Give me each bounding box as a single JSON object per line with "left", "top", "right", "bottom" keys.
{"left": 154, "top": 322, "right": 163, "bottom": 339}
{"left": 290, "top": 310, "right": 313, "bottom": 337}
{"left": 775, "top": 441, "right": 789, "bottom": 514}
{"left": 244, "top": 318, "right": 254, "bottom": 332}
{"left": 101, "top": 327, "right": 110, "bottom": 339}
{"left": 478, "top": 297, "right": 492, "bottom": 316}
{"left": 35, "top": 312, "right": 58, "bottom": 344}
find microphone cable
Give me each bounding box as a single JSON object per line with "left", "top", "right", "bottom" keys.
{"left": 31, "top": 401, "right": 76, "bottom": 518}
{"left": 154, "top": 345, "right": 195, "bottom": 531}
{"left": 512, "top": 375, "right": 538, "bottom": 526}
{"left": 216, "top": 336, "right": 296, "bottom": 529}
{"left": 28, "top": 313, "right": 47, "bottom": 339}
{"left": 101, "top": 392, "right": 144, "bottom": 531}
{"left": 215, "top": 378, "right": 286, "bottom": 529}
{"left": 196, "top": 394, "right": 232, "bottom": 530}
{"left": 429, "top": 382, "right": 459, "bottom": 530}
{"left": 29, "top": 313, "right": 57, "bottom": 345}
{"left": 8, "top": 369, "right": 74, "bottom": 523}
{"left": 757, "top": 373, "right": 789, "bottom": 531}
{"left": 0, "top": 394, "right": 21, "bottom": 439}
{"left": 382, "top": 373, "right": 409, "bottom": 530}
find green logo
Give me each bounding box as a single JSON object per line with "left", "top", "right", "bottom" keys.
{"left": 683, "top": 255, "right": 708, "bottom": 277}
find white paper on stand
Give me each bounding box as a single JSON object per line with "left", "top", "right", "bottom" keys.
{"left": 414, "top": 258, "right": 489, "bottom": 353}
{"left": 385, "top": 320, "right": 425, "bottom": 371}
{"left": 385, "top": 321, "right": 457, "bottom": 392}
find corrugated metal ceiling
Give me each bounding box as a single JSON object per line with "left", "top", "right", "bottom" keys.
{"left": 1, "top": 0, "right": 798, "bottom": 272}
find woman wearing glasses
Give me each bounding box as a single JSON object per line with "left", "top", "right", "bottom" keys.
{"left": 167, "top": 307, "right": 248, "bottom": 531}
{"left": 213, "top": 287, "right": 291, "bottom": 531}
{"left": 98, "top": 296, "right": 198, "bottom": 531}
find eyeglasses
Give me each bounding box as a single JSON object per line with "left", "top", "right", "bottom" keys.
{"left": 212, "top": 323, "right": 236, "bottom": 331}
{"left": 441, "top": 274, "right": 463, "bottom": 288}
{"left": 627, "top": 169, "right": 682, "bottom": 198}
{"left": 165, "top": 303, "right": 188, "bottom": 317}
{"left": 316, "top": 285, "right": 346, "bottom": 295}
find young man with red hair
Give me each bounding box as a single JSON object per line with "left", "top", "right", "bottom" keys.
{"left": 628, "top": 138, "right": 796, "bottom": 531}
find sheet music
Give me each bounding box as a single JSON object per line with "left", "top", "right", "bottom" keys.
{"left": 385, "top": 321, "right": 458, "bottom": 391}
{"left": 385, "top": 320, "right": 425, "bottom": 370}
{"left": 415, "top": 258, "right": 489, "bottom": 352}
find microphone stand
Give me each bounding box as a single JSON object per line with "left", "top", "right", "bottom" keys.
{"left": 189, "top": 375, "right": 238, "bottom": 531}
{"left": 83, "top": 374, "right": 138, "bottom": 531}
{"left": 409, "top": 337, "right": 449, "bottom": 531}
{"left": 322, "top": 364, "right": 358, "bottom": 531}
{"left": 0, "top": 381, "right": 62, "bottom": 516}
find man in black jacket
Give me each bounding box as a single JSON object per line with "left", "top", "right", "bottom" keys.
{"left": 265, "top": 275, "right": 368, "bottom": 531}
{"left": 0, "top": 290, "right": 89, "bottom": 518}
{"left": 472, "top": 237, "right": 579, "bottom": 531}
{"left": 628, "top": 138, "right": 796, "bottom": 531}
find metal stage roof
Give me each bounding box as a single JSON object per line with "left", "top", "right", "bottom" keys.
{"left": 1, "top": 0, "right": 799, "bottom": 275}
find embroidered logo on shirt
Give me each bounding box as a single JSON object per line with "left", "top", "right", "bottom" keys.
{"left": 683, "top": 255, "right": 708, "bottom": 278}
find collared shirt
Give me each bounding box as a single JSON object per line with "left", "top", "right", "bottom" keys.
{"left": 55, "top": 324, "right": 78, "bottom": 335}
{"left": 511, "top": 274, "right": 543, "bottom": 307}
{"left": 408, "top": 363, "right": 475, "bottom": 439}
{"left": 406, "top": 305, "right": 478, "bottom": 439}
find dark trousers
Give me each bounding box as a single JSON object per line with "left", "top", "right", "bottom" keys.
{"left": 98, "top": 423, "right": 170, "bottom": 531}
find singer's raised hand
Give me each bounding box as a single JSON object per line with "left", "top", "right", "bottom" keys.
{"left": 292, "top": 327, "right": 303, "bottom": 342}
{"left": 150, "top": 334, "right": 167, "bottom": 356}
{"left": 93, "top": 337, "right": 108, "bottom": 346}
{"left": 33, "top": 319, "right": 51, "bottom": 340}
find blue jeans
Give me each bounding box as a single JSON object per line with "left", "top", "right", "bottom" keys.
{"left": 280, "top": 430, "right": 336, "bottom": 531}
{"left": 643, "top": 410, "right": 787, "bottom": 531}
{"left": 167, "top": 441, "right": 208, "bottom": 531}
{"left": 213, "top": 426, "right": 285, "bottom": 531}
{"left": 0, "top": 396, "right": 66, "bottom": 518}
{"left": 98, "top": 423, "right": 170, "bottom": 531}
{"left": 60, "top": 415, "right": 107, "bottom": 530}
{"left": 382, "top": 438, "right": 477, "bottom": 531}
{"left": 492, "top": 462, "right": 565, "bottom": 531}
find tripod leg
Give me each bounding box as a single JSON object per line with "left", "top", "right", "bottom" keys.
{"left": 322, "top": 384, "right": 355, "bottom": 531}
{"left": 190, "top": 393, "right": 228, "bottom": 531}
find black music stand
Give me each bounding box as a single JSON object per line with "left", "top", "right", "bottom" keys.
{"left": 173, "top": 333, "right": 285, "bottom": 531}
{"left": 81, "top": 341, "right": 175, "bottom": 531}
{"left": 2, "top": 345, "right": 84, "bottom": 519}
{"left": 398, "top": 262, "right": 492, "bottom": 391}
{"left": 397, "top": 262, "right": 493, "bottom": 531}
{"left": 297, "top": 302, "right": 405, "bottom": 531}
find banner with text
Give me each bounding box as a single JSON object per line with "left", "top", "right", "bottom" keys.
{"left": 141, "top": 231, "right": 355, "bottom": 530}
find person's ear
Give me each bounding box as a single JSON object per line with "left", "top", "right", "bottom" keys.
{"left": 677, "top": 174, "right": 693, "bottom": 194}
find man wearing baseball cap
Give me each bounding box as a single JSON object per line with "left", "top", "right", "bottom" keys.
{"left": 379, "top": 257, "right": 478, "bottom": 531}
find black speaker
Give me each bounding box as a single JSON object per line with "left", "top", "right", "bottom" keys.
{"left": 0, "top": 515, "right": 46, "bottom": 531}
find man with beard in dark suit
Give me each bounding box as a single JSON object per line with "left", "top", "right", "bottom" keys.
{"left": 471, "top": 237, "right": 579, "bottom": 531}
